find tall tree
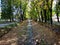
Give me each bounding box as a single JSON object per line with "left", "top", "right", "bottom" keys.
{"left": 1, "top": 0, "right": 13, "bottom": 21}
{"left": 56, "top": 0, "right": 60, "bottom": 22}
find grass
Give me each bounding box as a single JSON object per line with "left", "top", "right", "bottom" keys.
{"left": 0, "top": 22, "right": 18, "bottom": 37}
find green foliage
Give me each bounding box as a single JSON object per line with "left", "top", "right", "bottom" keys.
{"left": 1, "top": 0, "right": 13, "bottom": 20}
{"left": 1, "top": 0, "right": 60, "bottom": 23}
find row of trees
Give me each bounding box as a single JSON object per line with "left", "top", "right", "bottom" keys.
{"left": 30, "top": 0, "right": 60, "bottom": 25}
{"left": 1, "top": 0, "right": 60, "bottom": 24}
{"left": 1, "top": 0, "right": 27, "bottom": 22}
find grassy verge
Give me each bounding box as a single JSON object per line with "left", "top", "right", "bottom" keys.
{"left": 0, "top": 22, "right": 18, "bottom": 38}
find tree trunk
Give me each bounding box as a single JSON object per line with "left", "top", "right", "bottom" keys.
{"left": 49, "top": 0, "right": 53, "bottom": 25}
{"left": 41, "top": 10, "right": 43, "bottom": 22}
{"left": 56, "top": 2, "right": 59, "bottom": 22}
{"left": 50, "top": 8, "right": 53, "bottom": 25}
{"left": 56, "top": 12, "right": 59, "bottom": 22}
{"left": 44, "top": 9, "right": 47, "bottom": 23}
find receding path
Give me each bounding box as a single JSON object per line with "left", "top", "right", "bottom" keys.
{"left": 0, "top": 20, "right": 60, "bottom": 45}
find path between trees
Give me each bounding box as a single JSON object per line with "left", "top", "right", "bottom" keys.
{"left": 0, "top": 20, "right": 60, "bottom": 45}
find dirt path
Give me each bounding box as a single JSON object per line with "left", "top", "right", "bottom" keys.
{"left": 0, "top": 27, "right": 18, "bottom": 45}
{"left": 0, "top": 20, "right": 60, "bottom": 45}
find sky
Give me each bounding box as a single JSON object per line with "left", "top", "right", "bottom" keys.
{"left": 52, "top": 0, "right": 56, "bottom": 9}
{"left": 0, "top": 0, "right": 1, "bottom": 12}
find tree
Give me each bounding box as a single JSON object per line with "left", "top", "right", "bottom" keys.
{"left": 12, "top": 0, "right": 28, "bottom": 21}
{"left": 1, "top": 0, "right": 13, "bottom": 21}
{"left": 56, "top": 0, "right": 60, "bottom": 22}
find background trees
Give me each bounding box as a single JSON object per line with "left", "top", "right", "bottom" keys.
{"left": 29, "top": 0, "right": 60, "bottom": 25}
{"left": 1, "top": 0, "right": 13, "bottom": 21}
{"left": 1, "top": 0, "right": 60, "bottom": 24}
